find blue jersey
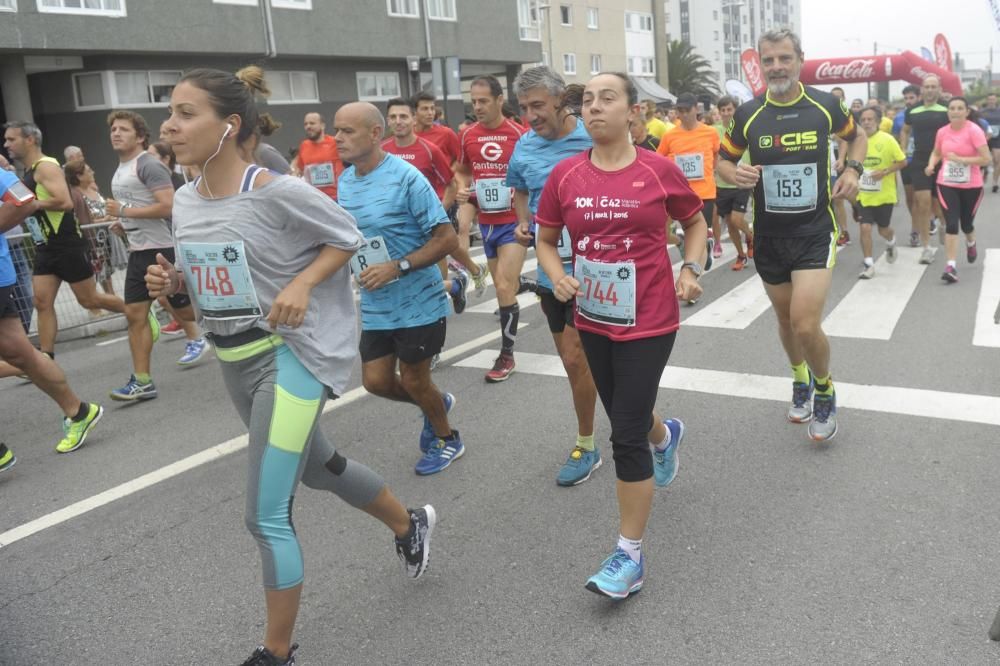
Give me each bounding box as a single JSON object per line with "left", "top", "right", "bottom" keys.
{"left": 0, "top": 234, "right": 14, "bottom": 288}
{"left": 506, "top": 117, "right": 592, "bottom": 290}
{"left": 337, "top": 153, "right": 450, "bottom": 330}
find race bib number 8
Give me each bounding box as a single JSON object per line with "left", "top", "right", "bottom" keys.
{"left": 675, "top": 153, "right": 705, "bottom": 180}
{"left": 941, "top": 160, "right": 971, "bottom": 185}
{"left": 762, "top": 163, "right": 819, "bottom": 214}
{"left": 575, "top": 256, "right": 636, "bottom": 327}
{"left": 179, "top": 241, "right": 262, "bottom": 320}
{"left": 307, "top": 162, "right": 335, "bottom": 187}
{"left": 859, "top": 170, "right": 881, "bottom": 192}
{"left": 349, "top": 235, "right": 397, "bottom": 286}
{"left": 474, "top": 178, "right": 512, "bottom": 212}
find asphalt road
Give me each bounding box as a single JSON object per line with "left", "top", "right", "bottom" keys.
{"left": 2, "top": 194, "right": 1000, "bottom": 665}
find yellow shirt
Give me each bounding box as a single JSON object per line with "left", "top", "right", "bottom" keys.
{"left": 879, "top": 116, "right": 893, "bottom": 134}
{"left": 858, "top": 131, "right": 906, "bottom": 207}
{"left": 646, "top": 117, "right": 669, "bottom": 139}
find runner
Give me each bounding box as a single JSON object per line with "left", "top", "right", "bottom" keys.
{"left": 714, "top": 95, "right": 754, "bottom": 270}
{"left": 0, "top": 169, "right": 104, "bottom": 454}
{"left": 926, "top": 96, "right": 990, "bottom": 283}
{"left": 2, "top": 121, "right": 126, "bottom": 358}
{"left": 718, "top": 28, "right": 866, "bottom": 442}
{"left": 105, "top": 110, "right": 208, "bottom": 401}
{"left": 899, "top": 75, "right": 949, "bottom": 264}
{"left": 978, "top": 93, "right": 1000, "bottom": 193}
{"left": 454, "top": 76, "right": 527, "bottom": 382}
{"left": 507, "top": 65, "right": 600, "bottom": 486}
{"left": 382, "top": 97, "right": 472, "bottom": 312}
{"left": 643, "top": 100, "right": 670, "bottom": 139}
{"left": 149, "top": 67, "right": 436, "bottom": 666}
{"left": 334, "top": 101, "right": 466, "bottom": 475}
{"left": 657, "top": 92, "right": 722, "bottom": 261}
{"left": 629, "top": 117, "right": 659, "bottom": 151}
{"left": 856, "top": 106, "right": 906, "bottom": 279}
{"left": 534, "top": 71, "right": 706, "bottom": 598}
{"left": 290, "top": 112, "right": 344, "bottom": 200}
{"left": 892, "top": 85, "right": 921, "bottom": 245}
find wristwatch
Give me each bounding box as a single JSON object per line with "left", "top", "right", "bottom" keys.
{"left": 845, "top": 159, "right": 864, "bottom": 177}
{"left": 397, "top": 258, "right": 412, "bottom": 276}
{"left": 681, "top": 261, "right": 703, "bottom": 278}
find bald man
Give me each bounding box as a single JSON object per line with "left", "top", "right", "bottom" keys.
{"left": 333, "top": 103, "right": 466, "bottom": 477}
{"left": 292, "top": 111, "right": 344, "bottom": 200}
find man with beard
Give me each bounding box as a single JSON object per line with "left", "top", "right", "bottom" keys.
{"left": 291, "top": 111, "right": 344, "bottom": 200}
{"left": 718, "top": 28, "right": 866, "bottom": 443}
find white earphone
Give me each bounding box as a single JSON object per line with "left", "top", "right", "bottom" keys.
{"left": 224, "top": 122, "right": 233, "bottom": 138}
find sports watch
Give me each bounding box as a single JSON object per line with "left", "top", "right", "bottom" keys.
{"left": 681, "top": 261, "right": 703, "bottom": 278}
{"left": 845, "top": 159, "right": 864, "bottom": 178}
{"left": 397, "top": 258, "right": 412, "bottom": 276}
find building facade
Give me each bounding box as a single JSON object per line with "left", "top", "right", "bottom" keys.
{"left": 0, "top": 0, "right": 541, "bottom": 184}
{"left": 664, "top": 0, "right": 802, "bottom": 86}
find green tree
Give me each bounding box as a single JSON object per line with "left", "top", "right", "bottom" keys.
{"left": 666, "top": 39, "right": 721, "bottom": 97}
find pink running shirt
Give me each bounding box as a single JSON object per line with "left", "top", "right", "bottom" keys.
{"left": 934, "top": 121, "right": 987, "bottom": 189}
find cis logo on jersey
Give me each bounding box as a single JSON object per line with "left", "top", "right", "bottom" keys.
{"left": 481, "top": 142, "right": 503, "bottom": 161}
{"left": 759, "top": 131, "right": 819, "bottom": 152}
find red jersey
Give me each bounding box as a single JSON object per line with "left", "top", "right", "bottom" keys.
{"left": 295, "top": 135, "right": 344, "bottom": 200}
{"left": 415, "top": 124, "right": 461, "bottom": 164}
{"left": 458, "top": 118, "right": 526, "bottom": 225}
{"left": 381, "top": 136, "right": 454, "bottom": 199}
{"left": 535, "top": 149, "right": 703, "bottom": 341}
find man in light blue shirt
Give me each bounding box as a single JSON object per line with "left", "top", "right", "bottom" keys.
{"left": 506, "top": 66, "right": 600, "bottom": 487}
{"left": 335, "top": 102, "right": 465, "bottom": 477}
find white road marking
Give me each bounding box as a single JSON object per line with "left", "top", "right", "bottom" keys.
{"left": 456, "top": 349, "right": 1000, "bottom": 427}
{"left": 824, "top": 247, "right": 927, "bottom": 340}
{"left": 95, "top": 335, "right": 130, "bottom": 347}
{"left": 465, "top": 291, "right": 539, "bottom": 314}
{"left": 1, "top": 325, "right": 524, "bottom": 549}
{"left": 973, "top": 249, "right": 1000, "bottom": 348}
{"left": 683, "top": 273, "right": 771, "bottom": 329}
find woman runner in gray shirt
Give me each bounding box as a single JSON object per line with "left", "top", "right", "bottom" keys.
{"left": 146, "top": 66, "right": 436, "bottom": 666}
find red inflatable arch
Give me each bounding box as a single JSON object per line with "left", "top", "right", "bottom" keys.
{"left": 800, "top": 52, "right": 962, "bottom": 96}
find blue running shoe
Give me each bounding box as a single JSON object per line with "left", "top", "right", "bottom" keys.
{"left": 808, "top": 390, "right": 838, "bottom": 442}
{"left": 177, "top": 337, "right": 208, "bottom": 366}
{"left": 109, "top": 375, "right": 157, "bottom": 401}
{"left": 556, "top": 446, "right": 602, "bottom": 486}
{"left": 585, "top": 548, "right": 644, "bottom": 599}
{"left": 653, "top": 419, "right": 684, "bottom": 488}
{"left": 415, "top": 431, "right": 464, "bottom": 476}
{"left": 787, "top": 376, "right": 814, "bottom": 423}
{"left": 420, "top": 392, "right": 455, "bottom": 453}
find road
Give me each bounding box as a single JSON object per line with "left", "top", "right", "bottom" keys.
{"left": 2, "top": 195, "right": 1000, "bottom": 665}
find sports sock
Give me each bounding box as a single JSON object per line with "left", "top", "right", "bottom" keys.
{"left": 968, "top": 240, "right": 977, "bottom": 247}
{"left": 617, "top": 535, "right": 642, "bottom": 563}
{"left": 814, "top": 373, "right": 834, "bottom": 396}
{"left": 42, "top": 350, "right": 54, "bottom": 360}
{"left": 72, "top": 402, "right": 91, "bottom": 421}
{"left": 947, "top": 260, "right": 957, "bottom": 269}
{"left": 498, "top": 303, "right": 519, "bottom": 355}
{"left": 650, "top": 426, "right": 671, "bottom": 452}
{"left": 134, "top": 372, "right": 152, "bottom": 384}
{"left": 576, "top": 434, "right": 595, "bottom": 452}
{"left": 887, "top": 235, "right": 896, "bottom": 246}
{"left": 863, "top": 257, "right": 874, "bottom": 267}
{"left": 791, "top": 360, "right": 810, "bottom": 385}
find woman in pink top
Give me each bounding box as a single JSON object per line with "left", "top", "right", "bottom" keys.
{"left": 535, "top": 72, "right": 707, "bottom": 600}
{"left": 925, "top": 97, "right": 990, "bottom": 283}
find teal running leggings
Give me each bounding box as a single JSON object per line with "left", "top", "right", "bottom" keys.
{"left": 218, "top": 335, "right": 385, "bottom": 590}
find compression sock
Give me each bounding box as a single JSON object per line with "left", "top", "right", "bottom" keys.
{"left": 499, "top": 303, "right": 519, "bottom": 355}
{"left": 617, "top": 535, "right": 642, "bottom": 563}
{"left": 792, "top": 361, "right": 810, "bottom": 385}
{"left": 576, "top": 434, "right": 595, "bottom": 452}
{"left": 134, "top": 372, "right": 152, "bottom": 384}
{"left": 814, "top": 373, "right": 834, "bottom": 396}
{"left": 72, "top": 402, "right": 91, "bottom": 421}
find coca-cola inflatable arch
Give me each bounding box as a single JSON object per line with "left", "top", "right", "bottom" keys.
{"left": 741, "top": 50, "right": 962, "bottom": 97}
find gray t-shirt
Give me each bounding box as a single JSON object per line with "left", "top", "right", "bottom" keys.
{"left": 111, "top": 152, "right": 174, "bottom": 250}
{"left": 172, "top": 175, "right": 363, "bottom": 394}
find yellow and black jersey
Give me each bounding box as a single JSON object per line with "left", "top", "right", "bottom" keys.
{"left": 720, "top": 83, "right": 856, "bottom": 238}
{"left": 23, "top": 156, "right": 84, "bottom": 249}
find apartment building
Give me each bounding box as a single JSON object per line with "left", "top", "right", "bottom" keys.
{"left": 0, "top": 0, "right": 541, "bottom": 182}
{"left": 664, "top": 0, "right": 802, "bottom": 85}
{"left": 518, "top": 0, "right": 672, "bottom": 101}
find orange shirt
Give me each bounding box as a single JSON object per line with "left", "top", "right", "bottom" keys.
{"left": 656, "top": 123, "right": 720, "bottom": 200}
{"left": 295, "top": 135, "right": 344, "bottom": 200}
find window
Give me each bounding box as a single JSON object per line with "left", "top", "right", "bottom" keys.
{"left": 213, "top": 0, "right": 257, "bottom": 5}
{"left": 426, "top": 0, "right": 455, "bottom": 20}
{"left": 713, "top": 9, "right": 718, "bottom": 19}
{"left": 356, "top": 72, "right": 401, "bottom": 101}
{"left": 272, "top": 0, "right": 311, "bottom": 8}
{"left": 563, "top": 53, "right": 576, "bottom": 75}
{"left": 386, "top": 0, "right": 418, "bottom": 17}
{"left": 0, "top": 0, "right": 16, "bottom": 9}
{"left": 559, "top": 4, "right": 571, "bottom": 25}
{"left": 518, "top": 0, "right": 540, "bottom": 40}
{"left": 38, "top": 0, "right": 124, "bottom": 16}
{"left": 71, "top": 70, "right": 180, "bottom": 110}
{"left": 642, "top": 58, "right": 655, "bottom": 75}
{"left": 586, "top": 7, "right": 598, "bottom": 29}
{"left": 268, "top": 71, "right": 320, "bottom": 104}
{"left": 714, "top": 30, "right": 719, "bottom": 40}
{"left": 627, "top": 57, "right": 655, "bottom": 76}
{"left": 542, "top": 51, "right": 550, "bottom": 66}
{"left": 625, "top": 11, "right": 652, "bottom": 32}
{"left": 590, "top": 54, "right": 601, "bottom": 75}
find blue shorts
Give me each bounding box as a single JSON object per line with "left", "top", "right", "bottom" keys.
{"left": 480, "top": 222, "right": 518, "bottom": 259}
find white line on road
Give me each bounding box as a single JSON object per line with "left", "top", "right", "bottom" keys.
{"left": 95, "top": 335, "right": 130, "bottom": 347}
{"left": 973, "top": 249, "right": 1000, "bottom": 348}
{"left": 456, "top": 349, "right": 1000, "bottom": 427}
{"left": 0, "top": 325, "right": 524, "bottom": 549}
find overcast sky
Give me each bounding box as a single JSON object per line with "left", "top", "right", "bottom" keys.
{"left": 800, "top": 0, "right": 1000, "bottom": 100}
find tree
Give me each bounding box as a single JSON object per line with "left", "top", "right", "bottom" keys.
{"left": 666, "top": 40, "right": 721, "bottom": 97}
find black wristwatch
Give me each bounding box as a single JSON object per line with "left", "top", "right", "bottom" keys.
{"left": 397, "top": 258, "right": 412, "bottom": 276}
{"left": 681, "top": 261, "right": 703, "bottom": 278}
{"left": 845, "top": 159, "right": 864, "bottom": 177}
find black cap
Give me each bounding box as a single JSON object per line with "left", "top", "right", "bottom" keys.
{"left": 675, "top": 93, "right": 697, "bottom": 109}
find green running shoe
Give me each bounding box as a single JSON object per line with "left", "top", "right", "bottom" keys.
{"left": 56, "top": 403, "right": 104, "bottom": 453}
{"left": 0, "top": 443, "right": 16, "bottom": 473}
{"left": 147, "top": 309, "right": 160, "bottom": 343}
